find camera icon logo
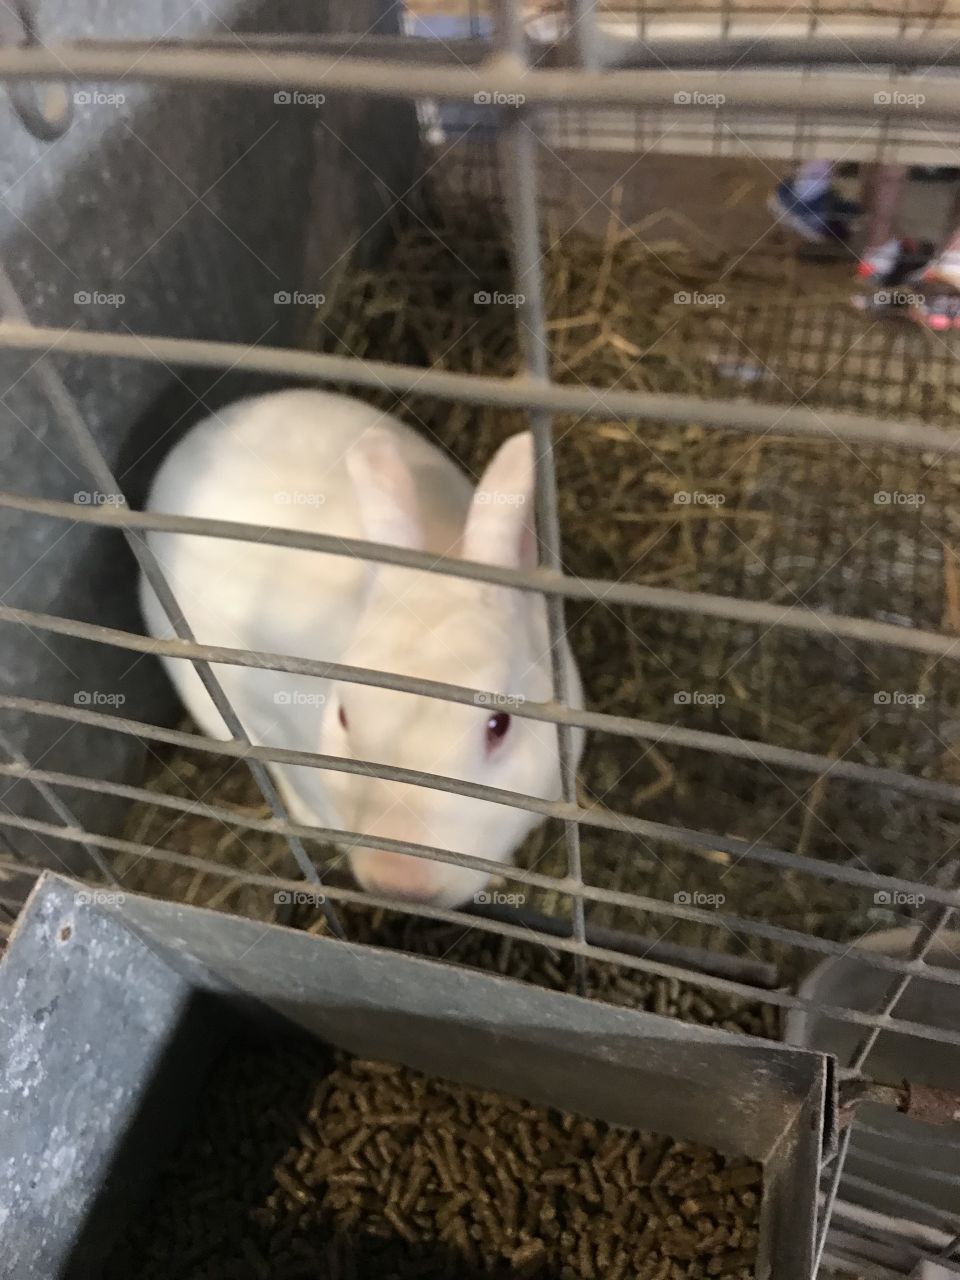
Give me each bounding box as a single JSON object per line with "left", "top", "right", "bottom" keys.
{"left": 474, "top": 91, "right": 492, "bottom": 105}
{"left": 474, "top": 291, "right": 491, "bottom": 304}
{"left": 274, "top": 890, "right": 291, "bottom": 904}
{"left": 874, "top": 91, "right": 892, "bottom": 105}
{"left": 674, "top": 690, "right": 691, "bottom": 704}
{"left": 274, "top": 291, "right": 291, "bottom": 304}
{"left": 74, "top": 691, "right": 91, "bottom": 705}
{"left": 874, "top": 890, "right": 891, "bottom": 905}
{"left": 673, "top": 890, "right": 691, "bottom": 904}
{"left": 274, "top": 690, "right": 292, "bottom": 705}
{"left": 274, "top": 90, "right": 292, "bottom": 104}
{"left": 74, "top": 90, "right": 92, "bottom": 106}
{"left": 874, "top": 691, "right": 891, "bottom": 705}
{"left": 674, "top": 491, "right": 691, "bottom": 504}
{"left": 674, "top": 291, "right": 691, "bottom": 304}
{"left": 874, "top": 491, "right": 891, "bottom": 505}
{"left": 674, "top": 91, "right": 691, "bottom": 105}
{"left": 74, "top": 291, "right": 91, "bottom": 305}
{"left": 474, "top": 890, "right": 491, "bottom": 903}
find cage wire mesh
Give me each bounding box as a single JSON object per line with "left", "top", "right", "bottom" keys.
{"left": 2, "top": 1, "right": 960, "bottom": 1276}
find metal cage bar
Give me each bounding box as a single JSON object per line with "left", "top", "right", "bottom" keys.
{"left": 7, "top": 598, "right": 960, "bottom": 808}
{"left": 2, "top": 758, "right": 960, "bottom": 993}
{"left": 0, "top": 268, "right": 345, "bottom": 938}
{"left": 1, "top": 44, "right": 960, "bottom": 119}
{"left": 4, "top": 490, "right": 960, "bottom": 663}
{"left": 6, "top": 689, "right": 960, "bottom": 914}
{"left": 496, "top": 4, "right": 588, "bottom": 989}
{"left": 815, "top": 901, "right": 960, "bottom": 1271}
{"left": 0, "top": 726, "right": 115, "bottom": 886}
{"left": 0, "top": 830, "right": 958, "bottom": 1050}
{"left": 4, "top": 321, "right": 960, "bottom": 456}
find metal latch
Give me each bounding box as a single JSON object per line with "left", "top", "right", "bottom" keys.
{"left": 839, "top": 1074, "right": 960, "bottom": 1130}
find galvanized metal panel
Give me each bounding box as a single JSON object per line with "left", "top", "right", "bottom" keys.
{"left": 0, "top": 0, "right": 419, "bottom": 877}
{"left": 0, "top": 874, "right": 831, "bottom": 1280}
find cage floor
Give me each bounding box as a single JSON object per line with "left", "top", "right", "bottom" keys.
{"left": 116, "top": 177, "right": 960, "bottom": 1003}
{"left": 104, "top": 1039, "right": 762, "bottom": 1280}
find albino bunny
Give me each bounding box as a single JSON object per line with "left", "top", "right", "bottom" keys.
{"left": 141, "top": 389, "right": 584, "bottom": 906}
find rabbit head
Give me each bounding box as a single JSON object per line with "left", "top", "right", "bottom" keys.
{"left": 314, "top": 430, "right": 584, "bottom": 908}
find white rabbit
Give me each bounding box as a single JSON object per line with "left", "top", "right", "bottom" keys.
{"left": 140, "top": 389, "right": 584, "bottom": 907}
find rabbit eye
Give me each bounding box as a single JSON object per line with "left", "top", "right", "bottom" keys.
{"left": 485, "top": 711, "right": 510, "bottom": 749}
{"left": 338, "top": 705, "right": 348, "bottom": 730}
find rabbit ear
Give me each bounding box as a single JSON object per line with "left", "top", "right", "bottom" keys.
{"left": 346, "top": 427, "right": 424, "bottom": 552}
{"left": 461, "top": 432, "right": 538, "bottom": 569}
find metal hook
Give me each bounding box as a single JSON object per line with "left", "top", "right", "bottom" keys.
{"left": 1, "top": 0, "right": 72, "bottom": 142}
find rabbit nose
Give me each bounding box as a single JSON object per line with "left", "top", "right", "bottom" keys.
{"left": 354, "top": 851, "right": 440, "bottom": 902}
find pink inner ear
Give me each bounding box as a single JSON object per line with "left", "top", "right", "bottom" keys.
{"left": 347, "top": 428, "right": 424, "bottom": 552}
{"left": 461, "top": 432, "right": 538, "bottom": 570}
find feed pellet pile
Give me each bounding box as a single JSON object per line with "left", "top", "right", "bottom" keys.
{"left": 105, "top": 1042, "right": 762, "bottom": 1280}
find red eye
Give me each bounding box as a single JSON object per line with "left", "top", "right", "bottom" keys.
{"left": 486, "top": 711, "right": 511, "bottom": 749}
{"left": 338, "top": 705, "right": 348, "bottom": 730}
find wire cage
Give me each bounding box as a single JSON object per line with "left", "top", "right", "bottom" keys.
{"left": 1, "top": 1, "right": 960, "bottom": 1276}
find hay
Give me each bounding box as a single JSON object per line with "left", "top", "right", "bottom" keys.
{"left": 105, "top": 1041, "right": 763, "bottom": 1280}
{"left": 118, "top": 184, "right": 960, "bottom": 1001}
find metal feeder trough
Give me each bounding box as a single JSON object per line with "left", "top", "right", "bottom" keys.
{"left": 0, "top": 874, "right": 835, "bottom": 1280}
